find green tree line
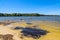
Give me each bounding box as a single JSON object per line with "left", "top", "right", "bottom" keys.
{"left": 0, "top": 13, "right": 45, "bottom": 16}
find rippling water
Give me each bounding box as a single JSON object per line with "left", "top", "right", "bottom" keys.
{"left": 0, "top": 16, "right": 60, "bottom": 22}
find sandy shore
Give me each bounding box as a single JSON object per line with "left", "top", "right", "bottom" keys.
{"left": 0, "top": 21, "right": 60, "bottom": 40}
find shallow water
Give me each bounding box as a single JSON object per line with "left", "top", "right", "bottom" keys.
{"left": 0, "top": 20, "right": 60, "bottom": 40}
{"left": 0, "top": 16, "right": 60, "bottom": 22}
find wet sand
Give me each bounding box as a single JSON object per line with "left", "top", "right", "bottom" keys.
{"left": 0, "top": 21, "right": 60, "bottom": 40}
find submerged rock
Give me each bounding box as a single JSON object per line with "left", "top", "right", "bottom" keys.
{"left": 14, "top": 26, "right": 49, "bottom": 39}
{"left": 21, "top": 27, "right": 49, "bottom": 39}
{"left": 0, "top": 34, "right": 13, "bottom": 40}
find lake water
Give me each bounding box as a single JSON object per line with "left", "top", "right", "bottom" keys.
{"left": 0, "top": 16, "right": 60, "bottom": 22}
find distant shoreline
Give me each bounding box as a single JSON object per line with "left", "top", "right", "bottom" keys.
{"left": 0, "top": 13, "right": 60, "bottom": 16}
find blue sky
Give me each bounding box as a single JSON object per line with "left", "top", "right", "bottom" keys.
{"left": 0, "top": 0, "right": 60, "bottom": 15}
